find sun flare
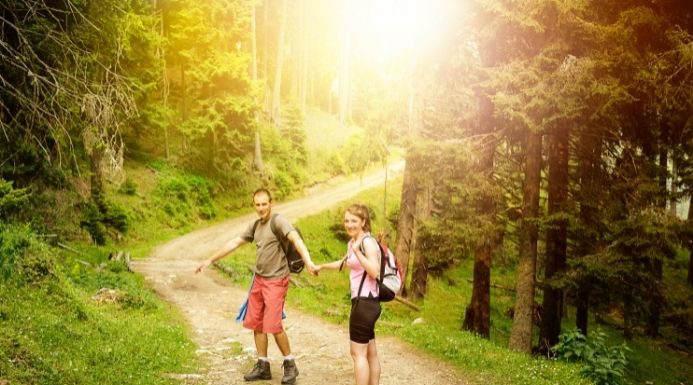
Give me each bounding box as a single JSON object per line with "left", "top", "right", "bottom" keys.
{"left": 346, "top": 0, "right": 455, "bottom": 64}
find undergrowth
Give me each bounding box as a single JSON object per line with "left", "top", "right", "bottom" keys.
{"left": 0, "top": 224, "right": 198, "bottom": 385}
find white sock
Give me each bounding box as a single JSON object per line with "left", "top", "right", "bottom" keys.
{"left": 284, "top": 355, "right": 294, "bottom": 361}
{"left": 258, "top": 357, "right": 269, "bottom": 362}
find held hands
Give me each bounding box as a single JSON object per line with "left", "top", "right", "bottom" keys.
{"left": 306, "top": 260, "right": 319, "bottom": 276}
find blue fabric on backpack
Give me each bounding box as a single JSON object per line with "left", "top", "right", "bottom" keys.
{"left": 235, "top": 273, "right": 286, "bottom": 322}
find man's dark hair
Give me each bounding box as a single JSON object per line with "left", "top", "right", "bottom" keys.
{"left": 253, "top": 188, "right": 272, "bottom": 202}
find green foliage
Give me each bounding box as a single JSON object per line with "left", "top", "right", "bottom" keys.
{"left": 413, "top": 141, "right": 505, "bottom": 273}
{"left": 164, "top": 0, "right": 258, "bottom": 181}
{"left": 0, "top": 224, "right": 56, "bottom": 283}
{"left": 118, "top": 177, "right": 138, "bottom": 195}
{"left": 569, "top": 206, "right": 682, "bottom": 329}
{"left": 553, "top": 329, "right": 630, "bottom": 385}
{"left": 0, "top": 233, "right": 197, "bottom": 385}
{"left": 80, "top": 202, "right": 108, "bottom": 245}
{"left": 80, "top": 200, "right": 130, "bottom": 245}
{"left": 0, "top": 178, "right": 31, "bottom": 220}
{"left": 256, "top": 120, "right": 311, "bottom": 199}
{"left": 153, "top": 172, "right": 217, "bottom": 227}
{"left": 282, "top": 104, "right": 308, "bottom": 165}
{"left": 323, "top": 150, "right": 350, "bottom": 176}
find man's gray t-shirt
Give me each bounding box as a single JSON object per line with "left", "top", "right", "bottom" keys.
{"left": 240, "top": 214, "right": 295, "bottom": 279}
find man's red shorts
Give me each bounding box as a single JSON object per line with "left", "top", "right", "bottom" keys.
{"left": 243, "top": 275, "right": 289, "bottom": 334}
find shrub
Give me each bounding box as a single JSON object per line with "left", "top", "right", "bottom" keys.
{"left": 153, "top": 173, "right": 217, "bottom": 225}
{"left": 553, "top": 329, "right": 630, "bottom": 385}
{"left": 118, "top": 178, "right": 137, "bottom": 195}
{"left": 0, "top": 178, "right": 31, "bottom": 220}
{"left": 0, "top": 224, "right": 56, "bottom": 283}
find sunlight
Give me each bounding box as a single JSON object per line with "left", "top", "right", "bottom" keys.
{"left": 347, "top": 0, "right": 454, "bottom": 64}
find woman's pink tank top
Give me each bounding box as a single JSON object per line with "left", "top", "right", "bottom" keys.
{"left": 347, "top": 235, "right": 378, "bottom": 299}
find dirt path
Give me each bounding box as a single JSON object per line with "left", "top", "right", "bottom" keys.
{"left": 130, "top": 162, "right": 467, "bottom": 385}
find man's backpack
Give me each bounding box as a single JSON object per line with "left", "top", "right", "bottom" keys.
{"left": 252, "top": 214, "right": 305, "bottom": 274}
{"left": 358, "top": 235, "right": 403, "bottom": 302}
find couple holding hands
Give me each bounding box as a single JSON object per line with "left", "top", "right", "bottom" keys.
{"left": 195, "top": 188, "right": 385, "bottom": 385}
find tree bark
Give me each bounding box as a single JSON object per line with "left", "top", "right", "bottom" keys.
{"left": 394, "top": 153, "right": 418, "bottom": 297}
{"left": 298, "top": 0, "right": 309, "bottom": 114}
{"left": 646, "top": 139, "right": 668, "bottom": 336}
{"left": 251, "top": 1, "right": 257, "bottom": 82}
{"left": 395, "top": 65, "right": 424, "bottom": 297}
{"left": 670, "top": 156, "right": 678, "bottom": 215}
{"left": 687, "top": 198, "right": 693, "bottom": 286}
{"left": 271, "top": 0, "right": 287, "bottom": 125}
{"left": 576, "top": 128, "right": 601, "bottom": 335}
{"left": 539, "top": 123, "right": 569, "bottom": 351}
{"left": 509, "top": 129, "right": 542, "bottom": 354}
{"left": 338, "top": 1, "right": 350, "bottom": 126}
{"left": 462, "top": 93, "right": 497, "bottom": 338}
{"left": 410, "top": 177, "right": 433, "bottom": 300}
{"left": 90, "top": 144, "right": 104, "bottom": 207}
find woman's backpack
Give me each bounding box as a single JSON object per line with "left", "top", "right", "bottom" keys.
{"left": 358, "top": 235, "right": 403, "bottom": 302}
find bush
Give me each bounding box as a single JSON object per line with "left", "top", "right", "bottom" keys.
{"left": 553, "top": 329, "right": 630, "bottom": 385}
{"left": 153, "top": 173, "right": 217, "bottom": 226}
{"left": 0, "top": 178, "right": 31, "bottom": 220}
{"left": 0, "top": 224, "right": 56, "bottom": 283}
{"left": 118, "top": 178, "right": 138, "bottom": 195}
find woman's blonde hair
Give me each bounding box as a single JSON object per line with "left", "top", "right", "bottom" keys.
{"left": 346, "top": 203, "right": 371, "bottom": 232}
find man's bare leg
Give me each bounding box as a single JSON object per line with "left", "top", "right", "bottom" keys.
{"left": 254, "top": 330, "right": 269, "bottom": 357}
{"left": 273, "top": 330, "right": 291, "bottom": 355}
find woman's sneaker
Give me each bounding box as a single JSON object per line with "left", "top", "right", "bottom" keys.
{"left": 281, "top": 359, "right": 299, "bottom": 384}
{"left": 244, "top": 359, "right": 271, "bottom": 381}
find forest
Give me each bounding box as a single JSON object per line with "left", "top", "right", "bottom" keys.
{"left": 1, "top": 1, "right": 692, "bottom": 385}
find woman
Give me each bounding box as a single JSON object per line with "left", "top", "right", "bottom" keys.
{"left": 316, "top": 203, "right": 382, "bottom": 385}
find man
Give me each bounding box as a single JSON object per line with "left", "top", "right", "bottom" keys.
{"left": 195, "top": 188, "right": 317, "bottom": 384}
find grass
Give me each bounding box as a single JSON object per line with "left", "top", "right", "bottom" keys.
{"left": 0, "top": 228, "right": 198, "bottom": 385}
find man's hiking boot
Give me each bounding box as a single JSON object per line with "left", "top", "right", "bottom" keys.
{"left": 281, "top": 359, "right": 299, "bottom": 385}
{"left": 244, "top": 359, "right": 271, "bottom": 381}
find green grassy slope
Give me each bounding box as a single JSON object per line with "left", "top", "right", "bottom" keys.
{"left": 0, "top": 227, "right": 197, "bottom": 385}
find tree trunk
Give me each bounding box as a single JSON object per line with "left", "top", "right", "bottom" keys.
{"left": 576, "top": 128, "right": 601, "bottom": 335}
{"left": 298, "top": 0, "right": 309, "bottom": 114}
{"left": 646, "top": 141, "right": 668, "bottom": 336}
{"left": 410, "top": 178, "right": 433, "bottom": 301}
{"left": 90, "top": 144, "right": 104, "bottom": 208}
{"left": 539, "top": 123, "right": 569, "bottom": 352}
{"left": 251, "top": 1, "right": 257, "bottom": 82}
{"left": 253, "top": 132, "right": 263, "bottom": 171}
{"left": 262, "top": 2, "right": 268, "bottom": 81}
{"left": 338, "top": 1, "right": 350, "bottom": 126}
{"left": 687, "top": 198, "right": 693, "bottom": 286}
{"left": 462, "top": 93, "right": 497, "bottom": 338}
{"left": 395, "top": 66, "right": 424, "bottom": 297}
{"left": 670, "top": 156, "right": 678, "bottom": 215}
{"left": 394, "top": 153, "right": 418, "bottom": 297}
{"left": 509, "top": 129, "right": 542, "bottom": 354}
{"left": 463, "top": 241, "right": 492, "bottom": 337}
{"left": 271, "top": 0, "right": 287, "bottom": 125}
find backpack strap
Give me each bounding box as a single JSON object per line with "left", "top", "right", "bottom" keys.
{"left": 268, "top": 213, "right": 282, "bottom": 242}
{"left": 269, "top": 213, "right": 294, "bottom": 270}
{"left": 250, "top": 218, "right": 261, "bottom": 241}
{"left": 360, "top": 234, "right": 387, "bottom": 284}
{"left": 356, "top": 271, "right": 367, "bottom": 298}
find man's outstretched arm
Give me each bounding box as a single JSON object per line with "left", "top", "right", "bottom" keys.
{"left": 195, "top": 236, "right": 248, "bottom": 273}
